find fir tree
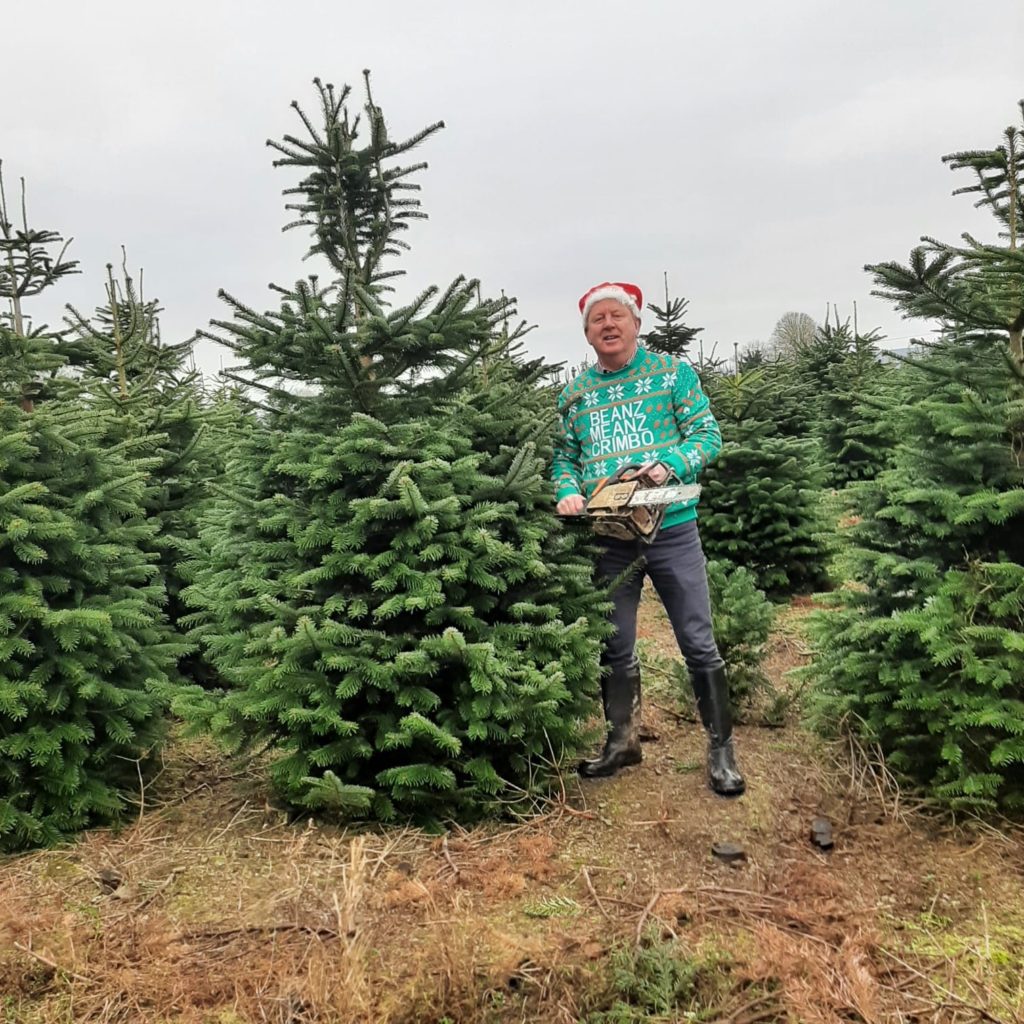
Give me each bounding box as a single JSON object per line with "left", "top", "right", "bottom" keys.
{"left": 699, "top": 367, "right": 830, "bottom": 597}
{"left": 64, "top": 258, "right": 222, "bottom": 685}
{"left": 65, "top": 256, "right": 194, "bottom": 388}
{"left": 809, "top": 313, "right": 898, "bottom": 486}
{"left": 642, "top": 273, "right": 703, "bottom": 359}
{"left": 0, "top": 162, "right": 79, "bottom": 408}
{"left": 871, "top": 103, "right": 1024, "bottom": 366}
{"left": 703, "top": 560, "right": 774, "bottom": 713}
{"left": 736, "top": 342, "right": 771, "bottom": 372}
{"left": 788, "top": 313, "right": 848, "bottom": 395}
{"left": 807, "top": 103, "right": 1024, "bottom": 811}
{"left": 689, "top": 340, "right": 729, "bottom": 387}
{"left": 183, "top": 76, "right": 608, "bottom": 825}
{"left": 0, "top": 168, "right": 182, "bottom": 850}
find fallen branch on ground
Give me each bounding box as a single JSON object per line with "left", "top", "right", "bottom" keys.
{"left": 172, "top": 924, "right": 339, "bottom": 943}
{"left": 581, "top": 866, "right": 611, "bottom": 921}
{"left": 13, "top": 942, "right": 91, "bottom": 985}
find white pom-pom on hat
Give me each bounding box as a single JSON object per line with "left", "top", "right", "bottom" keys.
{"left": 579, "top": 281, "right": 643, "bottom": 326}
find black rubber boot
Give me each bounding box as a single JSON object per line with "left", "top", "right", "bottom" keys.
{"left": 690, "top": 666, "right": 746, "bottom": 797}
{"left": 579, "top": 665, "right": 642, "bottom": 778}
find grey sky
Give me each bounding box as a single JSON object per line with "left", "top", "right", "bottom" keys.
{"left": 6, "top": 0, "right": 1022, "bottom": 379}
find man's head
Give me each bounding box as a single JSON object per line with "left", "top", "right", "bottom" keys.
{"left": 579, "top": 281, "right": 643, "bottom": 370}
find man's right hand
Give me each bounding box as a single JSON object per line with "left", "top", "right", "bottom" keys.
{"left": 557, "top": 494, "right": 587, "bottom": 515}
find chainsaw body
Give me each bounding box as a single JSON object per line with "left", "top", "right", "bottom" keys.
{"left": 583, "top": 464, "right": 701, "bottom": 544}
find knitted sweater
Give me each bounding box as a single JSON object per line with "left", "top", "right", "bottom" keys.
{"left": 552, "top": 346, "right": 722, "bottom": 529}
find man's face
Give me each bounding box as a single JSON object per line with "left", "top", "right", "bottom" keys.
{"left": 585, "top": 299, "right": 640, "bottom": 368}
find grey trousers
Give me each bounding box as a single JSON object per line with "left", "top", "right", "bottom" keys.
{"left": 597, "top": 520, "right": 723, "bottom": 675}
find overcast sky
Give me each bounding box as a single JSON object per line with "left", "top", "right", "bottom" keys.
{"left": 6, "top": 0, "right": 1022, "bottom": 379}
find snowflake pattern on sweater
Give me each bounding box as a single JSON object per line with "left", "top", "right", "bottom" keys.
{"left": 551, "top": 347, "right": 722, "bottom": 528}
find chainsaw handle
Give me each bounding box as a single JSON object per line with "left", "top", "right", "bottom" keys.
{"left": 555, "top": 491, "right": 588, "bottom": 518}
{"left": 592, "top": 461, "right": 675, "bottom": 495}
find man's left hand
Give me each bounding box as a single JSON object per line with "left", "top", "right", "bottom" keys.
{"left": 639, "top": 461, "right": 669, "bottom": 484}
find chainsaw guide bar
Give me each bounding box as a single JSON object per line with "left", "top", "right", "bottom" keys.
{"left": 622, "top": 483, "right": 702, "bottom": 506}
{"left": 586, "top": 481, "right": 701, "bottom": 512}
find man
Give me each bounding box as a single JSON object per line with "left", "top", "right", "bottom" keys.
{"left": 552, "top": 281, "right": 745, "bottom": 796}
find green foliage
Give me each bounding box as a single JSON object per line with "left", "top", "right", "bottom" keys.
{"left": 183, "top": 76, "right": 609, "bottom": 825}
{"left": 699, "top": 368, "right": 830, "bottom": 597}
{"left": 736, "top": 341, "right": 772, "bottom": 372}
{"left": 644, "top": 561, "right": 774, "bottom": 721}
{"left": 740, "top": 312, "right": 899, "bottom": 482}
{"left": 808, "top": 555, "right": 1024, "bottom": 811}
{"left": 0, "top": 168, "right": 183, "bottom": 850}
{"left": 186, "top": 378, "right": 607, "bottom": 823}
{"left": 808, "top": 104, "right": 1024, "bottom": 812}
{"left": 815, "top": 319, "right": 899, "bottom": 487}
{"left": 64, "top": 258, "right": 193, "bottom": 388}
{"left": 268, "top": 72, "right": 442, "bottom": 287}
{"left": 0, "top": 165, "right": 79, "bottom": 405}
{"left": 522, "top": 895, "right": 580, "bottom": 918}
{"left": 895, "top": 561, "right": 1024, "bottom": 806}
{"left": 64, "top": 260, "right": 227, "bottom": 686}
{"left": 0, "top": 405, "right": 183, "bottom": 850}
{"left": 705, "top": 560, "right": 774, "bottom": 709}
{"left": 869, "top": 102, "right": 1024, "bottom": 359}
{"left": 581, "top": 938, "right": 733, "bottom": 1023}
{"left": 780, "top": 311, "right": 896, "bottom": 485}
{"left": 748, "top": 357, "right": 816, "bottom": 440}
{"left": 642, "top": 273, "right": 703, "bottom": 360}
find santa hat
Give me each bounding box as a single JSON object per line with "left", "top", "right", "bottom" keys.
{"left": 579, "top": 281, "right": 643, "bottom": 326}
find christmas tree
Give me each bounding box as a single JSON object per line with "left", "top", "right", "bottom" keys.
{"left": 0, "top": 162, "right": 79, "bottom": 407}
{"left": 698, "top": 366, "right": 830, "bottom": 596}
{"left": 0, "top": 167, "right": 182, "bottom": 850}
{"left": 813, "top": 315, "right": 896, "bottom": 487}
{"left": 807, "top": 103, "right": 1024, "bottom": 810}
{"left": 704, "top": 560, "right": 774, "bottom": 713}
{"left": 64, "top": 258, "right": 223, "bottom": 686}
{"left": 183, "top": 76, "right": 608, "bottom": 825}
{"left": 642, "top": 273, "right": 703, "bottom": 359}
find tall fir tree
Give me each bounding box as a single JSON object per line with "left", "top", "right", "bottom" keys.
{"left": 183, "top": 76, "right": 608, "bottom": 825}
{"left": 0, "top": 167, "right": 183, "bottom": 850}
{"left": 642, "top": 273, "right": 703, "bottom": 360}
{"left": 807, "top": 103, "right": 1024, "bottom": 810}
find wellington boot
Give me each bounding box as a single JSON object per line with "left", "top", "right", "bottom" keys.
{"left": 691, "top": 666, "right": 746, "bottom": 797}
{"left": 706, "top": 736, "right": 745, "bottom": 796}
{"left": 579, "top": 666, "right": 642, "bottom": 778}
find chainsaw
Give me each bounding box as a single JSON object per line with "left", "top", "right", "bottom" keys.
{"left": 568, "top": 463, "right": 701, "bottom": 544}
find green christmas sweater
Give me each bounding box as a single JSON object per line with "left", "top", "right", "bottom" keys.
{"left": 552, "top": 346, "right": 722, "bottom": 529}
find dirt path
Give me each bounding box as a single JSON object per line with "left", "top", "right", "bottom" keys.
{"left": 2, "top": 596, "right": 1022, "bottom": 1023}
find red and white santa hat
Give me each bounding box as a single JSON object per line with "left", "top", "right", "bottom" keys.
{"left": 578, "top": 281, "right": 643, "bottom": 326}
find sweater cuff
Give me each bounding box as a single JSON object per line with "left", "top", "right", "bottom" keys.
{"left": 658, "top": 449, "right": 692, "bottom": 483}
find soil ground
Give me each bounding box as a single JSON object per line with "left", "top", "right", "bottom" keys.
{"left": 2, "top": 592, "right": 1022, "bottom": 1024}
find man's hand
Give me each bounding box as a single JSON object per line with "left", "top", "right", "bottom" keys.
{"left": 557, "top": 493, "right": 587, "bottom": 515}
{"left": 638, "top": 461, "right": 669, "bottom": 484}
